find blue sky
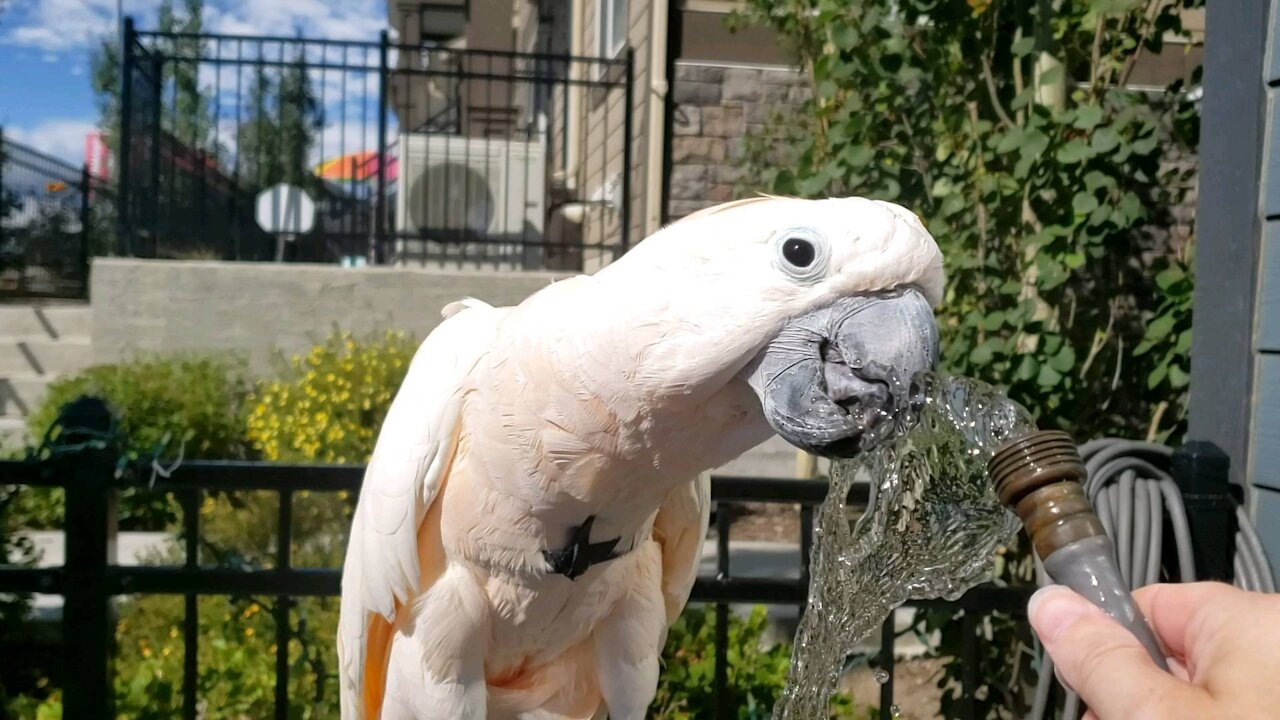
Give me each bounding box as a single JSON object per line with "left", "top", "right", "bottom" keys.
{"left": 0, "top": 0, "right": 390, "bottom": 164}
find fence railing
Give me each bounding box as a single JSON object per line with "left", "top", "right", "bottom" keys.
{"left": 0, "top": 443, "right": 1033, "bottom": 720}
{"left": 0, "top": 129, "right": 111, "bottom": 300}
{"left": 117, "top": 19, "right": 635, "bottom": 271}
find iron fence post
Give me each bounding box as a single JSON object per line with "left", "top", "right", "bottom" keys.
{"left": 117, "top": 17, "right": 135, "bottom": 256}
{"left": 79, "top": 164, "right": 92, "bottom": 295}
{"left": 713, "top": 502, "right": 732, "bottom": 720}
{"left": 620, "top": 48, "right": 634, "bottom": 256}
{"left": 1171, "top": 441, "right": 1237, "bottom": 582}
{"left": 60, "top": 425, "right": 120, "bottom": 718}
{"left": 375, "top": 30, "right": 390, "bottom": 265}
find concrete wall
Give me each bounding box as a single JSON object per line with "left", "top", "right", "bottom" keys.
{"left": 90, "top": 258, "right": 569, "bottom": 373}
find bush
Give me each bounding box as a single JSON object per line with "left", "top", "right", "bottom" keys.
{"left": 17, "top": 353, "right": 252, "bottom": 530}
{"left": 653, "top": 605, "right": 869, "bottom": 719}
{"left": 246, "top": 330, "right": 417, "bottom": 464}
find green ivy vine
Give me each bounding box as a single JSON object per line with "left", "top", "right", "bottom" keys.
{"left": 732, "top": 0, "right": 1200, "bottom": 444}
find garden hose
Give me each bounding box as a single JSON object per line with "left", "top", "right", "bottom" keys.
{"left": 1026, "top": 439, "right": 1275, "bottom": 720}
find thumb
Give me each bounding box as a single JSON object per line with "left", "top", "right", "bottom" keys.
{"left": 1028, "top": 585, "right": 1209, "bottom": 720}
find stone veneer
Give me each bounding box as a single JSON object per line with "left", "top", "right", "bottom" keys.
{"left": 667, "top": 62, "right": 810, "bottom": 220}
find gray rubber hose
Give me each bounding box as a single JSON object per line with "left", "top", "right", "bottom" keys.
{"left": 1026, "top": 438, "right": 1275, "bottom": 720}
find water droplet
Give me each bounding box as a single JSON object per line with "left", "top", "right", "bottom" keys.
{"left": 890, "top": 704, "right": 903, "bottom": 718}
{"left": 873, "top": 669, "right": 890, "bottom": 684}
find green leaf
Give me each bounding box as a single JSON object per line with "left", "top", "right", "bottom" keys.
{"left": 1037, "top": 64, "right": 1064, "bottom": 88}
{"left": 1011, "top": 86, "right": 1037, "bottom": 110}
{"left": 1015, "top": 354, "right": 1039, "bottom": 381}
{"left": 1091, "top": 127, "right": 1121, "bottom": 154}
{"left": 1036, "top": 255, "right": 1069, "bottom": 289}
{"left": 1156, "top": 266, "right": 1185, "bottom": 290}
{"left": 1021, "top": 130, "right": 1050, "bottom": 158}
{"left": 1147, "top": 363, "right": 1168, "bottom": 389}
{"left": 1131, "top": 133, "right": 1159, "bottom": 154}
{"left": 940, "top": 192, "right": 967, "bottom": 218}
{"left": 1073, "top": 105, "right": 1104, "bottom": 130}
{"left": 969, "top": 342, "right": 995, "bottom": 365}
{"left": 1083, "top": 170, "right": 1115, "bottom": 192}
{"left": 1144, "top": 314, "right": 1176, "bottom": 343}
{"left": 1169, "top": 364, "right": 1190, "bottom": 389}
{"left": 1038, "top": 364, "right": 1063, "bottom": 388}
{"left": 1063, "top": 251, "right": 1086, "bottom": 269}
{"left": 1049, "top": 345, "right": 1076, "bottom": 373}
{"left": 1175, "top": 329, "right": 1192, "bottom": 354}
{"left": 1011, "top": 36, "right": 1036, "bottom": 56}
{"left": 1072, "top": 191, "right": 1099, "bottom": 214}
{"left": 996, "top": 128, "right": 1024, "bottom": 154}
{"left": 1057, "top": 140, "right": 1092, "bottom": 164}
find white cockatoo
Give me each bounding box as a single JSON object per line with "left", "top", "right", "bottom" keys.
{"left": 337, "top": 196, "right": 945, "bottom": 720}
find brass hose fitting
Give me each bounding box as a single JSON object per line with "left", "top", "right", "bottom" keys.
{"left": 988, "top": 430, "right": 1106, "bottom": 562}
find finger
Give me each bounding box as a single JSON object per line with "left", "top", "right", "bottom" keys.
{"left": 1128, "top": 582, "right": 1243, "bottom": 661}
{"left": 1029, "top": 585, "right": 1212, "bottom": 720}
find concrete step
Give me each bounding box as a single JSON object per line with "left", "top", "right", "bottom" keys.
{"left": 0, "top": 303, "right": 92, "bottom": 340}
{"left": 0, "top": 375, "right": 51, "bottom": 418}
{"left": 714, "top": 434, "right": 831, "bottom": 480}
{"left": 0, "top": 338, "right": 93, "bottom": 376}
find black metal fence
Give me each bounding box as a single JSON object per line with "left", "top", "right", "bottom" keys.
{"left": 0, "top": 435, "right": 1031, "bottom": 720}
{"left": 0, "top": 129, "right": 110, "bottom": 300}
{"left": 117, "top": 20, "right": 634, "bottom": 270}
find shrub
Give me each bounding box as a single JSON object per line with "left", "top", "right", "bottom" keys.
{"left": 246, "top": 330, "right": 417, "bottom": 464}
{"left": 17, "top": 353, "right": 252, "bottom": 530}
{"left": 653, "top": 605, "right": 869, "bottom": 719}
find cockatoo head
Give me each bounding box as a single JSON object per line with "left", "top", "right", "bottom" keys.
{"left": 598, "top": 195, "right": 943, "bottom": 458}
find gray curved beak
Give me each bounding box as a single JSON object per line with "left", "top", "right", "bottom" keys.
{"left": 743, "top": 288, "right": 939, "bottom": 457}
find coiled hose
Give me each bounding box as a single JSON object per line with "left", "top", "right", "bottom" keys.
{"left": 1027, "top": 438, "right": 1275, "bottom": 720}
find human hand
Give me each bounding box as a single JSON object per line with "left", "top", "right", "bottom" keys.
{"left": 1028, "top": 581, "right": 1280, "bottom": 720}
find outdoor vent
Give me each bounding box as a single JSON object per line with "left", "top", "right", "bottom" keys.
{"left": 392, "top": 132, "right": 547, "bottom": 267}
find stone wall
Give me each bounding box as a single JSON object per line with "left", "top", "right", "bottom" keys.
{"left": 90, "top": 258, "right": 568, "bottom": 373}
{"left": 668, "top": 62, "right": 809, "bottom": 220}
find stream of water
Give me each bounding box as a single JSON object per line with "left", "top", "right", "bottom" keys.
{"left": 773, "top": 373, "right": 1035, "bottom": 719}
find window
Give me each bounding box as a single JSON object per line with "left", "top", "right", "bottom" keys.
{"left": 597, "top": 0, "right": 627, "bottom": 58}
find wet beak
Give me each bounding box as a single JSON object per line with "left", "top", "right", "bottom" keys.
{"left": 743, "top": 288, "right": 938, "bottom": 457}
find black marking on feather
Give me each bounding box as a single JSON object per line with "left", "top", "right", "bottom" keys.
{"left": 543, "top": 515, "right": 625, "bottom": 580}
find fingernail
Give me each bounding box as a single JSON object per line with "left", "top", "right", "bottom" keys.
{"left": 1028, "top": 586, "right": 1090, "bottom": 644}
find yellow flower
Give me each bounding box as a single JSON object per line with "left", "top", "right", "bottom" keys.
{"left": 245, "top": 627, "right": 255, "bottom": 638}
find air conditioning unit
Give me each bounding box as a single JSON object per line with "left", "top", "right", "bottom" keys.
{"left": 393, "top": 132, "right": 547, "bottom": 267}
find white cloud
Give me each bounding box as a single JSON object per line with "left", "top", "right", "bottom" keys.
{"left": 6, "top": 118, "right": 96, "bottom": 165}
{"left": 206, "top": 0, "right": 386, "bottom": 42}
{"left": 3, "top": 0, "right": 387, "bottom": 54}
{"left": 2, "top": 0, "right": 148, "bottom": 53}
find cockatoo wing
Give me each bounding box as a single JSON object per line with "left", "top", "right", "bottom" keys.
{"left": 338, "top": 298, "right": 505, "bottom": 720}
{"left": 652, "top": 471, "right": 712, "bottom": 624}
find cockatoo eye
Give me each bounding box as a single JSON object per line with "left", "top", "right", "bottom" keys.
{"left": 774, "top": 228, "right": 829, "bottom": 282}
{"left": 782, "top": 238, "right": 815, "bottom": 267}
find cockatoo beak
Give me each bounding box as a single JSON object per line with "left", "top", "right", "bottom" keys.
{"left": 742, "top": 288, "right": 938, "bottom": 457}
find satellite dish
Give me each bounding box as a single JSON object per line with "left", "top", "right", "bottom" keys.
{"left": 255, "top": 183, "right": 316, "bottom": 235}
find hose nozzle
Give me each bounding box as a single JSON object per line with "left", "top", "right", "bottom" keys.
{"left": 989, "top": 430, "right": 1168, "bottom": 670}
